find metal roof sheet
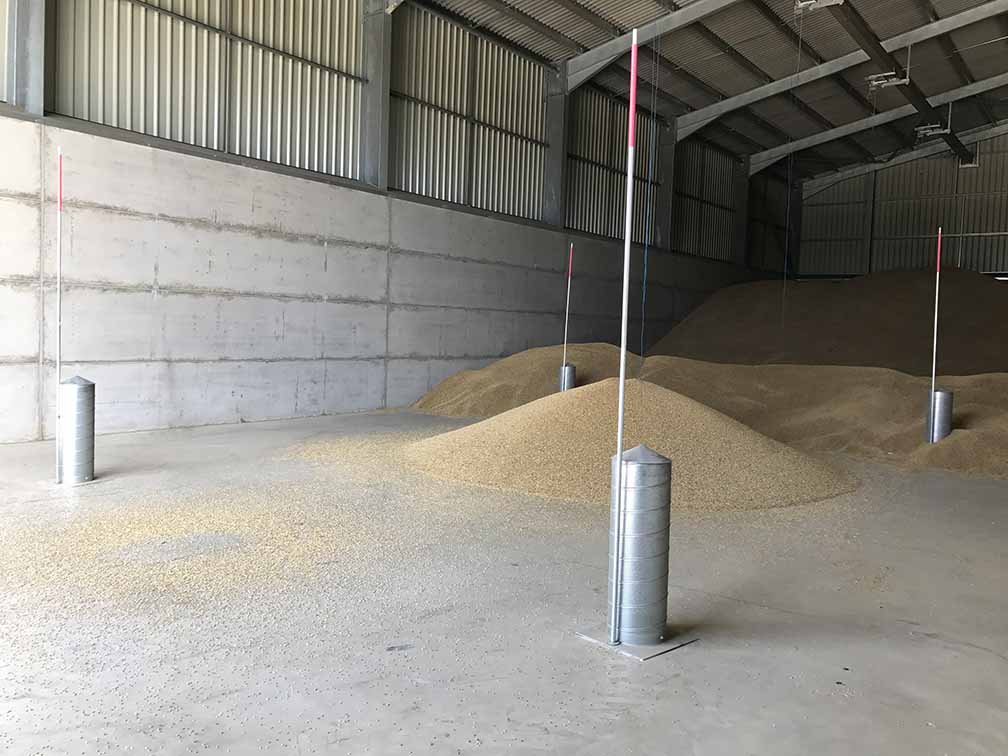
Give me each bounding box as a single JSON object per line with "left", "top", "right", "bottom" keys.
{"left": 422, "top": 0, "right": 1008, "bottom": 174}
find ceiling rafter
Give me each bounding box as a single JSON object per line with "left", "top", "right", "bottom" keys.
{"left": 651, "top": 0, "right": 874, "bottom": 162}
{"left": 826, "top": 1, "right": 973, "bottom": 164}
{"left": 750, "top": 70, "right": 1008, "bottom": 173}
{"left": 460, "top": 0, "right": 837, "bottom": 166}
{"left": 610, "top": 60, "right": 805, "bottom": 176}
{"left": 676, "top": 1, "right": 1008, "bottom": 138}
{"left": 746, "top": 0, "right": 910, "bottom": 150}
{"left": 908, "top": 0, "right": 997, "bottom": 125}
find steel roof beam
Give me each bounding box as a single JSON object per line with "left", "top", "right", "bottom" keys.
{"left": 559, "top": 1, "right": 837, "bottom": 167}
{"left": 747, "top": 0, "right": 910, "bottom": 149}
{"left": 565, "top": 0, "right": 744, "bottom": 92}
{"left": 911, "top": 0, "right": 997, "bottom": 125}
{"left": 679, "top": 0, "right": 1008, "bottom": 138}
{"left": 750, "top": 70, "right": 1008, "bottom": 174}
{"left": 804, "top": 119, "right": 1008, "bottom": 196}
{"left": 688, "top": 20, "right": 877, "bottom": 163}
{"left": 826, "top": 1, "right": 973, "bottom": 163}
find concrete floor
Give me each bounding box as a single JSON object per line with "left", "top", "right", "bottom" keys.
{"left": 0, "top": 411, "right": 1005, "bottom": 755}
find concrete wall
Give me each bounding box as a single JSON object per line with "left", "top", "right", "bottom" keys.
{"left": 0, "top": 113, "right": 756, "bottom": 442}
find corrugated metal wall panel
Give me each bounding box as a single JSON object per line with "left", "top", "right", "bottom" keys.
{"left": 566, "top": 157, "right": 621, "bottom": 240}
{"left": 391, "top": 4, "right": 468, "bottom": 112}
{"left": 469, "top": 35, "right": 545, "bottom": 220}
{"left": 472, "top": 36, "right": 543, "bottom": 141}
{"left": 227, "top": 39, "right": 360, "bottom": 178}
{"left": 672, "top": 140, "right": 737, "bottom": 262}
{"left": 230, "top": 0, "right": 362, "bottom": 76}
{"left": 801, "top": 173, "right": 871, "bottom": 275}
{"left": 52, "top": 0, "right": 361, "bottom": 178}
{"left": 748, "top": 173, "right": 792, "bottom": 273}
{"left": 54, "top": 0, "right": 228, "bottom": 149}
{"left": 389, "top": 3, "right": 546, "bottom": 221}
{"left": 389, "top": 95, "right": 468, "bottom": 205}
{"left": 566, "top": 87, "right": 661, "bottom": 245}
{"left": 0, "top": 0, "right": 8, "bottom": 102}
{"left": 802, "top": 133, "right": 1008, "bottom": 275}
{"left": 470, "top": 125, "right": 545, "bottom": 220}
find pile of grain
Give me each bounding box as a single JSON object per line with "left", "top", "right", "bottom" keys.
{"left": 410, "top": 270, "right": 1008, "bottom": 480}
{"left": 414, "top": 343, "right": 628, "bottom": 417}
{"left": 650, "top": 270, "right": 1008, "bottom": 375}
{"left": 640, "top": 356, "right": 1008, "bottom": 479}
{"left": 404, "top": 378, "right": 856, "bottom": 511}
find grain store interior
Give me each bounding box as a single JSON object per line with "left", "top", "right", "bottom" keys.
{"left": 2, "top": 1, "right": 1007, "bottom": 753}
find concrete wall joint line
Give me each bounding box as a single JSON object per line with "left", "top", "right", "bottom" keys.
{"left": 22, "top": 279, "right": 390, "bottom": 306}
{"left": 389, "top": 245, "right": 729, "bottom": 287}
{"left": 383, "top": 207, "right": 392, "bottom": 409}
{"left": 32, "top": 198, "right": 392, "bottom": 252}
{"left": 35, "top": 120, "right": 45, "bottom": 440}
{"left": 42, "top": 357, "right": 388, "bottom": 367}
{"left": 386, "top": 300, "right": 695, "bottom": 317}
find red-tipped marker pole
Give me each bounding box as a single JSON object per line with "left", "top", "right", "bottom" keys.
{"left": 929, "top": 227, "right": 943, "bottom": 439}
{"left": 562, "top": 242, "right": 574, "bottom": 372}
{"left": 56, "top": 147, "right": 64, "bottom": 482}
{"left": 609, "top": 29, "right": 639, "bottom": 646}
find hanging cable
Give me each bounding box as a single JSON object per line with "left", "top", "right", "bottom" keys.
{"left": 781, "top": 6, "right": 807, "bottom": 324}
{"left": 639, "top": 39, "right": 660, "bottom": 375}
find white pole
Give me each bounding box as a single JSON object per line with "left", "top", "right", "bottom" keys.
{"left": 562, "top": 242, "right": 573, "bottom": 370}
{"left": 929, "top": 226, "right": 942, "bottom": 441}
{"left": 608, "top": 29, "right": 639, "bottom": 646}
{"left": 56, "top": 147, "right": 63, "bottom": 483}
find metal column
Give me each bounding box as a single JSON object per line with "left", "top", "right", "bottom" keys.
{"left": 362, "top": 0, "right": 393, "bottom": 190}
{"left": 8, "top": 0, "right": 45, "bottom": 114}
{"left": 786, "top": 181, "right": 803, "bottom": 276}
{"left": 543, "top": 63, "right": 569, "bottom": 228}
{"left": 864, "top": 171, "right": 878, "bottom": 274}
{"left": 734, "top": 155, "right": 750, "bottom": 265}
{"left": 653, "top": 118, "right": 677, "bottom": 251}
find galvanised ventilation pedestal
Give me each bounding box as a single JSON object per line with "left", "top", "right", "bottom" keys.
{"left": 927, "top": 389, "right": 953, "bottom": 443}
{"left": 58, "top": 376, "right": 95, "bottom": 485}
{"left": 559, "top": 363, "right": 576, "bottom": 392}
{"left": 578, "top": 445, "right": 693, "bottom": 661}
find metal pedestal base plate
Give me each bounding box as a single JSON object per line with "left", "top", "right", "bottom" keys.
{"left": 575, "top": 624, "right": 698, "bottom": 662}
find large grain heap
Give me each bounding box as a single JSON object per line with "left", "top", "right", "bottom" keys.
{"left": 405, "top": 379, "right": 856, "bottom": 510}
{"left": 641, "top": 357, "right": 1008, "bottom": 478}
{"left": 411, "top": 270, "right": 1008, "bottom": 480}
{"left": 650, "top": 270, "right": 1008, "bottom": 375}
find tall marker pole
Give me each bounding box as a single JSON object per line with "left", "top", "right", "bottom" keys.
{"left": 562, "top": 242, "right": 573, "bottom": 370}
{"left": 56, "top": 147, "right": 64, "bottom": 483}
{"left": 608, "top": 29, "right": 639, "bottom": 646}
{"left": 929, "top": 226, "right": 942, "bottom": 438}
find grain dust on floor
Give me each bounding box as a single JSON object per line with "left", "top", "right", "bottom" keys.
{"left": 0, "top": 482, "right": 415, "bottom": 612}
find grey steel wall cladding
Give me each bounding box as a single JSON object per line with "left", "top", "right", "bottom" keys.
{"left": 390, "top": 3, "right": 545, "bottom": 220}
{"left": 52, "top": 0, "right": 363, "bottom": 179}
{"left": 749, "top": 173, "right": 793, "bottom": 273}
{"left": 672, "top": 139, "right": 737, "bottom": 262}
{"left": 566, "top": 86, "right": 660, "bottom": 245}
{"left": 802, "top": 134, "right": 1008, "bottom": 275}
{"left": 801, "top": 173, "right": 873, "bottom": 275}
